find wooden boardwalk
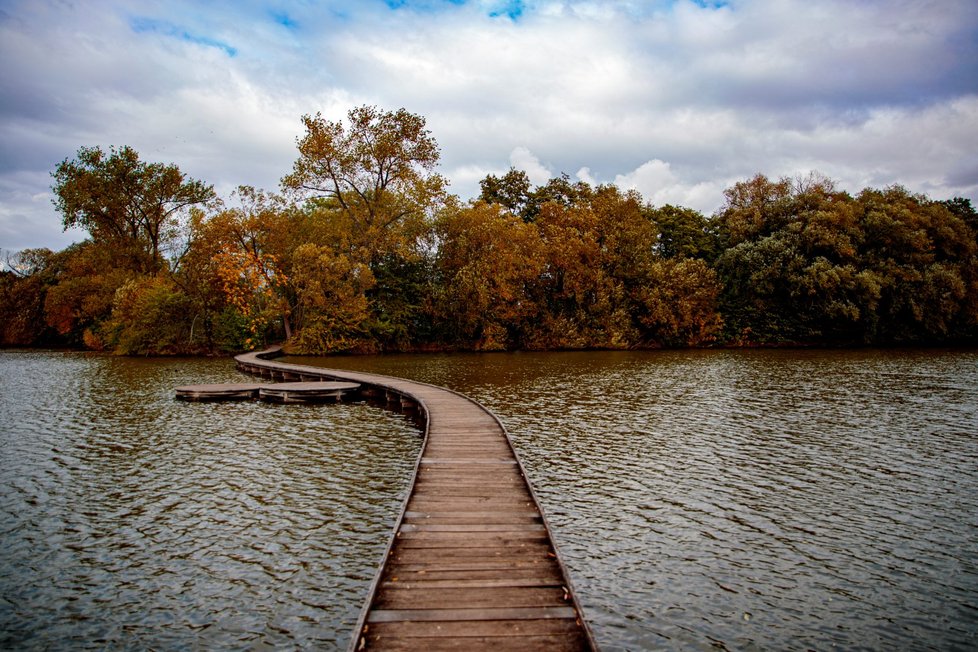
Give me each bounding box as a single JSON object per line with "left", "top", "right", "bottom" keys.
{"left": 235, "top": 349, "right": 597, "bottom": 651}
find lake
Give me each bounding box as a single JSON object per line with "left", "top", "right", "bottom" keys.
{"left": 2, "top": 348, "right": 977, "bottom": 650}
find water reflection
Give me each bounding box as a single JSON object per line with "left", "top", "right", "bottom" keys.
{"left": 293, "top": 348, "right": 978, "bottom": 651}
{"left": 0, "top": 352, "right": 420, "bottom": 649}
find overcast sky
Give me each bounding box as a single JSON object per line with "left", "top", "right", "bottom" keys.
{"left": 2, "top": 0, "right": 977, "bottom": 252}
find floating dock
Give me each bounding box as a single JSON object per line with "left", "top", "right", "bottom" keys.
{"left": 234, "top": 348, "right": 597, "bottom": 651}
{"left": 259, "top": 381, "right": 360, "bottom": 403}
{"left": 174, "top": 383, "right": 264, "bottom": 401}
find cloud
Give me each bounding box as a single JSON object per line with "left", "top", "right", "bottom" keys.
{"left": 1, "top": 0, "right": 977, "bottom": 249}
{"left": 613, "top": 159, "right": 727, "bottom": 213}
{"left": 509, "top": 147, "right": 552, "bottom": 185}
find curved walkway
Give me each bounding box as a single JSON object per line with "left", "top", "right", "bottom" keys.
{"left": 234, "top": 349, "right": 597, "bottom": 651}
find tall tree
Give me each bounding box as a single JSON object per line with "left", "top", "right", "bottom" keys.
{"left": 434, "top": 201, "right": 545, "bottom": 349}
{"left": 282, "top": 105, "right": 446, "bottom": 260}
{"left": 52, "top": 146, "right": 216, "bottom": 273}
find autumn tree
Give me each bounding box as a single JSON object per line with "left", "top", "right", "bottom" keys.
{"left": 434, "top": 201, "right": 545, "bottom": 350}
{"left": 635, "top": 258, "right": 723, "bottom": 346}
{"left": 52, "top": 146, "right": 216, "bottom": 273}
{"left": 282, "top": 105, "right": 445, "bottom": 259}
{"left": 41, "top": 241, "right": 132, "bottom": 349}
{"left": 281, "top": 106, "right": 446, "bottom": 351}
{"left": 0, "top": 248, "right": 63, "bottom": 346}
{"left": 857, "top": 186, "right": 978, "bottom": 341}
{"left": 712, "top": 173, "right": 978, "bottom": 344}
{"left": 288, "top": 244, "right": 376, "bottom": 354}
{"left": 197, "top": 187, "right": 296, "bottom": 350}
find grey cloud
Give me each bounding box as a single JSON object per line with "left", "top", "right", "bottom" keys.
{"left": 1, "top": 0, "right": 977, "bottom": 251}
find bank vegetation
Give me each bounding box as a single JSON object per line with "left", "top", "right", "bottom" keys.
{"left": 3, "top": 106, "right": 977, "bottom": 354}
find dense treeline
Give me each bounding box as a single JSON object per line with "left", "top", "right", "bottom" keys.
{"left": 2, "top": 106, "right": 976, "bottom": 354}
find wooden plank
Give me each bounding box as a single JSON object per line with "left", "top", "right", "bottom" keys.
{"left": 397, "top": 532, "right": 550, "bottom": 550}
{"left": 420, "top": 459, "right": 518, "bottom": 465}
{"left": 385, "top": 565, "right": 559, "bottom": 579}
{"left": 375, "top": 588, "right": 569, "bottom": 611}
{"left": 389, "top": 547, "right": 555, "bottom": 564}
{"left": 359, "top": 634, "right": 588, "bottom": 652}
{"left": 366, "top": 618, "right": 582, "bottom": 638}
{"left": 382, "top": 577, "right": 564, "bottom": 589}
{"left": 385, "top": 556, "right": 560, "bottom": 578}
{"left": 400, "top": 517, "right": 542, "bottom": 527}
{"left": 411, "top": 488, "right": 534, "bottom": 499}
{"left": 399, "top": 523, "right": 546, "bottom": 533}
{"left": 367, "top": 606, "right": 577, "bottom": 623}
{"left": 396, "top": 530, "right": 549, "bottom": 542}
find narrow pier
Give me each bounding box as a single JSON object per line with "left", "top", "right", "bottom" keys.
{"left": 234, "top": 349, "right": 597, "bottom": 651}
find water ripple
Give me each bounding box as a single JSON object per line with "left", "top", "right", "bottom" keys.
{"left": 295, "top": 348, "right": 978, "bottom": 652}
{"left": 0, "top": 352, "right": 421, "bottom": 650}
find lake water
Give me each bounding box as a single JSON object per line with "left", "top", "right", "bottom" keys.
{"left": 0, "top": 352, "right": 421, "bottom": 649}
{"left": 2, "top": 348, "right": 977, "bottom": 650}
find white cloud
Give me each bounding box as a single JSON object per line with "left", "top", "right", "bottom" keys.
{"left": 612, "top": 159, "right": 728, "bottom": 213}
{"left": 509, "top": 147, "right": 552, "bottom": 186}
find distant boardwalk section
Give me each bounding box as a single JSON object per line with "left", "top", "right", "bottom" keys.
{"left": 234, "top": 348, "right": 598, "bottom": 651}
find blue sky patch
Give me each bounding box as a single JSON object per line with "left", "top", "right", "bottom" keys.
{"left": 489, "top": 0, "right": 524, "bottom": 20}
{"left": 270, "top": 10, "right": 298, "bottom": 30}
{"left": 130, "top": 17, "right": 237, "bottom": 57}
{"left": 384, "top": 0, "right": 466, "bottom": 11}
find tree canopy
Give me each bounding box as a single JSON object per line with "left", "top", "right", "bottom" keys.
{"left": 4, "top": 106, "right": 977, "bottom": 354}
{"left": 52, "top": 145, "right": 216, "bottom": 274}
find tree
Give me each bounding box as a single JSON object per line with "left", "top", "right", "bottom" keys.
{"left": 52, "top": 146, "right": 216, "bottom": 273}
{"left": 479, "top": 171, "right": 593, "bottom": 222}
{"left": 105, "top": 276, "right": 194, "bottom": 355}
{"left": 716, "top": 174, "right": 794, "bottom": 248}
{"left": 434, "top": 201, "right": 545, "bottom": 350}
{"left": 646, "top": 204, "right": 719, "bottom": 260}
{"left": 287, "top": 244, "right": 376, "bottom": 354}
{"left": 202, "top": 188, "right": 295, "bottom": 349}
{"left": 1, "top": 249, "right": 62, "bottom": 346}
{"left": 41, "top": 241, "right": 132, "bottom": 348}
{"left": 479, "top": 168, "right": 532, "bottom": 218}
{"left": 635, "top": 258, "right": 723, "bottom": 346}
{"left": 282, "top": 105, "right": 446, "bottom": 260}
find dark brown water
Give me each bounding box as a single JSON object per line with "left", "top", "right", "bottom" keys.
{"left": 2, "top": 348, "right": 977, "bottom": 650}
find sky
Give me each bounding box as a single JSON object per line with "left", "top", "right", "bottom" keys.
{"left": 1, "top": 0, "right": 977, "bottom": 252}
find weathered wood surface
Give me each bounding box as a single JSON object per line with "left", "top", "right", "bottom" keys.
{"left": 234, "top": 349, "right": 597, "bottom": 651}
{"left": 174, "top": 383, "right": 263, "bottom": 401}
{"left": 258, "top": 381, "right": 360, "bottom": 403}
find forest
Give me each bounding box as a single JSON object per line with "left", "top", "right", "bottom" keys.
{"left": 2, "top": 106, "right": 977, "bottom": 355}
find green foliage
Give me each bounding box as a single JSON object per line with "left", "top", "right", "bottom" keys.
{"left": 212, "top": 307, "right": 252, "bottom": 353}
{"left": 367, "top": 253, "right": 436, "bottom": 351}
{"left": 646, "top": 204, "right": 719, "bottom": 261}
{"left": 715, "top": 177, "right": 978, "bottom": 344}
{"left": 52, "top": 146, "right": 216, "bottom": 274}
{"left": 106, "top": 276, "right": 194, "bottom": 355}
